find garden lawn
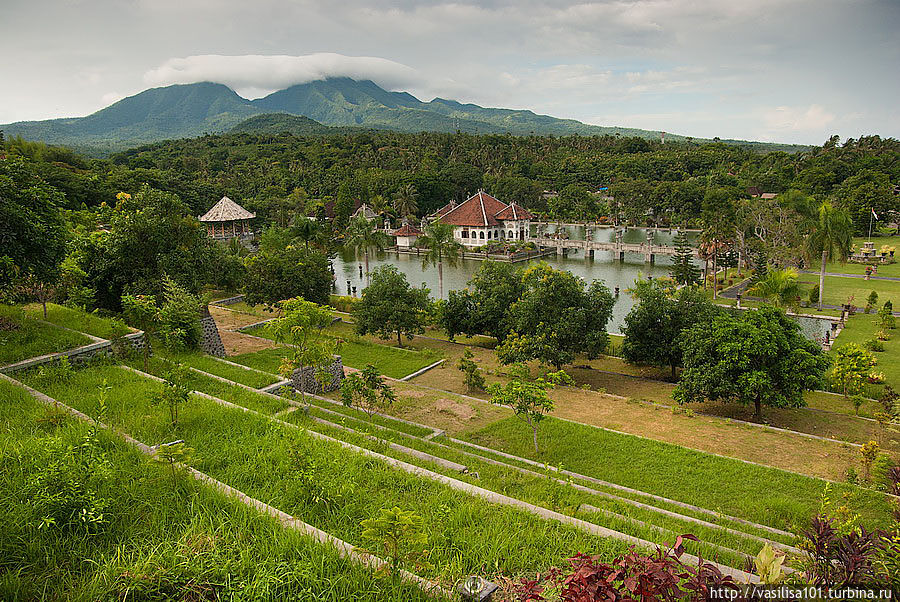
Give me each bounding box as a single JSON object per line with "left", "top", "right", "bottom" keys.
{"left": 463, "top": 415, "right": 895, "bottom": 532}
{"left": 234, "top": 329, "right": 441, "bottom": 380}
{"left": 0, "top": 378, "right": 437, "bottom": 602}
{"left": 800, "top": 274, "right": 900, "bottom": 309}
{"left": 24, "top": 302, "right": 132, "bottom": 339}
{"left": 832, "top": 310, "right": 900, "bottom": 391}
{"left": 0, "top": 305, "right": 90, "bottom": 365}
{"left": 155, "top": 348, "right": 281, "bottom": 388}
{"left": 18, "top": 363, "right": 630, "bottom": 583}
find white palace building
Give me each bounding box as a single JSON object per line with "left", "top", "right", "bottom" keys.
{"left": 430, "top": 191, "right": 533, "bottom": 247}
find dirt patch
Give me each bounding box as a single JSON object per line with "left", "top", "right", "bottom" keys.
{"left": 399, "top": 390, "right": 427, "bottom": 398}
{"left": 209, "top": 306, "right": 269, "bottom": 332}
{"left": 220, "top": 330, "right": 276, "bottom": 356}
{"left": 432, "top": 397, "right": 477, "bottom": 421}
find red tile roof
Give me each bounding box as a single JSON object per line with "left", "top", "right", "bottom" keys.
{"left": 494, "top": 202, "right": 533, "bottom": 221}
{"left": 433, "top": 201, "right": 457, "bottom": 217}
{"left": 392, "top": 223, "right": 423, "bottom": 236}
{"left": 438, "top": 191, "right": 508, "bottom": 227}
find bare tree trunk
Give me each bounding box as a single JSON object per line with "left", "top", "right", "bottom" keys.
{"left": 818, "top": 250, "right": 827, "bottom": 310}
{"left": 397, "top": 328, "right": 403, "bottom": 348}
{"left": 438, "top": 260, "right": 444, "bottom": 300}
{"left": 754, "top": 397, "right": 762, "bottom": 422}
{"left": 712, "top": 252, "right": 718, "bottom": 299}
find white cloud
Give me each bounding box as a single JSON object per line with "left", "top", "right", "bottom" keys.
{"left": 100, "top": 91, "right": 124, "bottom": 105}
{"left": 143, "top": 53, "right": 420, "bottom": 97}
{"left": 763, "top": 104, "right": 836, "bottom": 132}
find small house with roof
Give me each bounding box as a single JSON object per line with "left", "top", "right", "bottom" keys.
{"left": 199, "top": 196, "right": 256, "bottom": 242}
{"left": 350, "top": 203, "right": 379, "bottom": 222}
{"left": 430, "top": 191, "right": 533, "bottom": 247}
{"left": 391, "top": 222, "right": 423, "bottom": 249}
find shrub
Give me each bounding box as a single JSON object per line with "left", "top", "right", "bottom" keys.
{"left": 329, "top": 294, "right": 359, "bottom": 313}
{"left": 158, "top": 277, "right": 202, "bottom": 351}
{"left": 809, "top": 284, "right": 820, "bottom": 305}
{"left": 864, "top": 338, "right": 885, "bottom": 352}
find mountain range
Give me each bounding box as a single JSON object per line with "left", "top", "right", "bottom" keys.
{"left": 0, "top": 78, "right": 809, "bottom": 155}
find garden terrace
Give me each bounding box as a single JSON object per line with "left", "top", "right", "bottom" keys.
{"left": 0, "top": 378, "right": 438, "bottom": 601}
{"left": 23, "top": 302, "right": 133, "bottom": 340}
{"left": 16, "top": 363, "right": 635, "bottom": 584}
{"left": 114, "top": 351, "right": 892, "bottom": 559}
{"left": 0, "top": 304, "right": 91, "bottom": 366}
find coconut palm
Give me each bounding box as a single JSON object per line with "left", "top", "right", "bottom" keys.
{"left": 805, "top": 201, "right": 853, "bottom": 310}
{"left": 419, "top": 219, "right": 463, "bottom": 300}
{"left": 291, "top": 216, "right": 321, "bottom": 250}
{"left": 345, "top": 215, "right": 388, "bottom": 286}
{"left": 392, "top": 184, "right": 419, "bottom": 219}
{"left": 747, "top": 267, "right": 802, "bottom": 309}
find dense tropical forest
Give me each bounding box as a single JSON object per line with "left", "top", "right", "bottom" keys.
{"left": 6, "top": 129, "right": 898, "bottom": 234}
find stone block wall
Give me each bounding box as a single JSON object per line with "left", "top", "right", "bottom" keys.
{"left": 291, "top": 355, "right": 344, "bottom": 394}
{"left": 1, "top": 332, "right": 145, "bottom": 374}
{"left": 199, "top": 315, "right": 226, "bottom": 357}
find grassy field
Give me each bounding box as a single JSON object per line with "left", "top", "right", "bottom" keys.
{"left": 0, "top": 305, "right": 90, "bottom": 365}
{"left": 0, "top": 378, "right": 439, "bottom": 601}
{"left": 18, "top": 363, "right": 631, "bottom": 584}
{"left": 23, "top": 302, "right": 132, "bottom": 339}
{"left": 154, "top": 348, "right": 282, "bottom": 388}
{"left": 798, "top": 274, "right": 900, "bottom": 308}
{"left": 463, "top": 415, "right": 895, "bottom": 532}
{"left": 832, "top": 309, "right": 899, "bottom": 392}
{"left": 234, "top": 329, "right": 441, "bottom": 380}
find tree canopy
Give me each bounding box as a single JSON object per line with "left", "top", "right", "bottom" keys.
{"left": 674, "top": 305, "right": 828, "bottom": 420}
{"left": 354, "top": 265, "right": 431, "bottom": 347}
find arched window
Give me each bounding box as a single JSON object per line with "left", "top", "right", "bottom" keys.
{"left": 487, "top": 230, "right": 492, "bottom": 239}
{"left": 508, "top": 230, "right": 514, "bottom": 239}
{"left": 479, "top": 231, "right": 485, "bottom": 239}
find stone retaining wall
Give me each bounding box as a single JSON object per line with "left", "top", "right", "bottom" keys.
{"left": 0, "top": 332, "right": 145, "bottom": 374}
{"left": 199, "top": 315, "right": 226, "bottom": 357}
{"left": 291, "top": 355, "right": 344, "bottom": 394}
{"left": 210, "top": 294, "right": 245, "bottom": 307}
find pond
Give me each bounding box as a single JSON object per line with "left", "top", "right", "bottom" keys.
{"left": 333, "top": 227, "right": 695, "bottom": 333}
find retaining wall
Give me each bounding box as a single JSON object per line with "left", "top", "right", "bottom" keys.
{"left": 291, "top": 355, "right": 344, "bottom": 394}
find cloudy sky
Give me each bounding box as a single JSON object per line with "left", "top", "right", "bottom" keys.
{"left": 3, "top": 0, "right": 899, "bottom": 144}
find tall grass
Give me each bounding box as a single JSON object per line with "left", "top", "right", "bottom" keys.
{"left": 19, "top": 364, "right": 630, "bottom": 583}
{"left": 0, "top": 305, "right": 90, "bottom": 365}
{"left": 24, "top": 302, "right": 131, "bottom": 339}
{"left": 464, "top": 416, "right": 895, "bottom": 532}
{"left": 0, "top": 379, "right": 439, "bottom": 601}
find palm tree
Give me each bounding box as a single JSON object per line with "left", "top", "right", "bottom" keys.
{"left": 419, "top": 220, "right": 463, "bottom": 300}
{"left": 392, "top": 184, "right": 419, "bottom": 219}
{"left": 805, "top": 201, "right": 853, "bottom": 310}
{"left": 291, "top": 216, "right": 321, "bottom": 250}
{"left": 345, "top": 215, "right": 388, "bottom": 286}
{"left": 747, "top": 267, "right": 802, "bottom": 309}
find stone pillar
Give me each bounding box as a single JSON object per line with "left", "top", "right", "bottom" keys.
{"left": 291, "top": 356, "right": 345, "bottom": 394}
{"left": 199, "top": 310, "right": 225, "bottom": 357}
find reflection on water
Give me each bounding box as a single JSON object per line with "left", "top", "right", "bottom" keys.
{"left": 333, "top": 228, "right": 690, "bottom": 333}
{"left": 331, "top": 227, "right": 827, "bottom": 342}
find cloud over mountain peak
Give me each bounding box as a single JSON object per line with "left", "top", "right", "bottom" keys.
{"left": 143, "top": 53, "right": 419, "bottom": 97}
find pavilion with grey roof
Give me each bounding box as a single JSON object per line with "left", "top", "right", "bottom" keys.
{"left": 199, "top": 196, "right": 256, "bottom": 241}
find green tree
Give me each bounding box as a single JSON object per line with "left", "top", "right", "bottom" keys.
{"left": 340, "top": 364, "right": 397, "bottom": 418}
{"left": 675, "top": 305, "right": 828, "bottom": 421}
{"left": 497, "top": 263, "right": 614, "bottom": 369}
{"left": 354, "top": 265, "right": 430, "bottom": 347}
{"left": 122, "top": 293, "right": 160, "bottom": 371}
{"left": 243, "top": 246, "right": 331, "bottom": 307}
{"left": 669, "top": 231, "right": 700, "bottom": 286}
{"left": 158, "top": 277, "right": 202, "bottom": 350}
{"left": 152, "top": 364, "right": 192, "bottom": 427}
{"left": 267, "top": 297, "right": 338, "bottom": 404}
{"left": 487, "top": 363, "right": 573, "bottom": 455}
{"left": 747, "top": 267, "right": 803, "bottom": 309}
{"left": 0, "top": 155, "right": 67, "bottom": 289}
{"left": 291, "top": 217, "right": 322, "bottom": 250}
{"left": 77, "top": 186, "right": 212, "bottom": 311}
{"left": 345, "top": 214, "right": 389, "bottom": 286}
{"left": 392, "top": 183, "right": 419, "bottom": 218}
{"left": 805, "top": 201, "right": 853, "bottom": 310}
{"left": 828, "top": 343, "right": 877, "bottom": 399}
{"left": 360, "top": 507, "right": 431, "bottom": 579}
{"left": 456, "top": 348, "right": 486, "bottom": 393}
{"left": 622, "top": 284, "right": 719, "bottom": 380}
{"left": 419, "top": 219, "right": 463, "bottom": 300}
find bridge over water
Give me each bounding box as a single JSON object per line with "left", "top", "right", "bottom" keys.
{"left": 526, "top": 224, "right": 699, "bottom": 263}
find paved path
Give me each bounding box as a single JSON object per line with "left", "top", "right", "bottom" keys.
{"left": 799, "top": 270, "right": 900, "bottom": 282}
